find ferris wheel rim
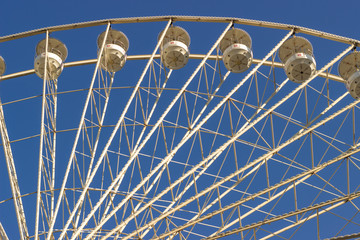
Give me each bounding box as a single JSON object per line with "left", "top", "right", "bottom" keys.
{"left": 0, "top": 15, "right": 359, "bottom": 46}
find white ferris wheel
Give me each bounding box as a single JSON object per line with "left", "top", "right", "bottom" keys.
{"left": 0, "top": 16, "right": 360, "bottom": 240}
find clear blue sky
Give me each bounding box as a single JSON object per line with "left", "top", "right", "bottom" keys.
{"left": 1, "top": 0, "right": 360, "bottom": 239}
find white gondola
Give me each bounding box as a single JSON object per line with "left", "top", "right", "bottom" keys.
{"left": 158, "top": 26, "right": 190, "bottom": 70}
{"left": 278, "top": 36, "right": 316, "bottom": 83}
{"left": 34, "top": 38, "right": 67, "bottom": 80}
{"left": 338, "top": 51, "right": 360, "bottom": 99}
{"left": 97, "top": 29, "right": 129, "bottom": 73}
{"left": 0, "top": 56, "right": 5, "bottom": 76}
{"left": 219, "top": 28, "right": 253, "bottom": 73}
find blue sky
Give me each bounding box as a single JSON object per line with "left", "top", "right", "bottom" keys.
{"left": 1, "top": 0, "right": 360, "bottom": 239}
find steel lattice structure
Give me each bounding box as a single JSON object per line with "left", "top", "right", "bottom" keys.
{"left": 0, "top": 16, "right": 360, "bottom": 240}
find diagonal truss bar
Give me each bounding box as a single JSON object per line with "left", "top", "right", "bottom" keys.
{"left": 61, "top": 19, "right": 174, "bottom": 240}
{"left": 127, "top": 44, "right": 354, "bottom": 240}
{"left": 114, "top": 70, "right": 232, "bottom": 237}
{"left": 165, "top": 90, "right": 350, "bottom": 240}
{"left": 100, "top": 56, "right": 228, "bottom": 231}
{"left": 56, "top": 23, "right": 116, "bottom": 240}
{"left": 0, "top": 98, "right": 28, "bottom": 240}
{"left": 99, "top": 70, "right": 173, "bottom": 222}
{"left": 132, "top": 69, "right": 173, "bottom": 151}
{"left": 207, "top": 144, "right": 356, "bottom": 238}
{"left": 208, "top": 176, "right": 308, "bottom": 238}
{"left": 0, "top": 223, "right": 9, "bottom": 240}
{"left": 189, "top": 71, "right": 230, "bottom": 129}
{"left": 45, "top": 22, "right": 112, "bottom": 240}
{"left": 137, "top": 78, "right": 290, "bottom": 240}
{"left": 76, "top": 21, "right": 235, "bottom": 240}
{"left": 73, "top": 74, "right": 115, "bottom": 229}
{"left": 155, "top": 108, "right": 360, "bottom": 240}
{"left": 100, "top": 29, "right": 295, "bottom": 240}
{"left": 204, "top": 191, "right": 360, "bottom": 240}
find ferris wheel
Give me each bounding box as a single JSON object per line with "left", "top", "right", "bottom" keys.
{"left": 1, "top": 16, "right": 360, "bottom": 240}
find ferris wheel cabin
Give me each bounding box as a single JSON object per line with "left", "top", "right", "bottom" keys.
{"left": 34, "top": 38, "right": 68, "bottom": 80}
{"left": 278, "top": 36, "right": 316, "bottom": 83}
{"left": 158, "top": 26, "right": 190, "bottom": 70}
{"left": 219, "top": 28, "right": 253, "bottom": 73}
{"left": 0, "top": 56, "right": 5, "bottom": 76}
{"left": 338, "top": 51, "right": 360, "bottom": 99}
{"left": 97, "top": 29, "right": 129, "bottom": 73}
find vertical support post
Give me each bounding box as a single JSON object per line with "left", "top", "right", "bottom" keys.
{"left": 46, "top": 22, "right": 112, "bottom": 240}
{"left": 35, "top": 30, "right": 54, "bottom": 240}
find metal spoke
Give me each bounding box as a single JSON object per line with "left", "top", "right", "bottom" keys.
{"left": 46, "top": 22, "right": 112, "bottom": 240}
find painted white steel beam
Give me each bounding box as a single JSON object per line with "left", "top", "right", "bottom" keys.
{"left": 76, "top": 20, "right": 235, "bottom": 240}
{"left": 121, "top": 44, "right": 354, "bottom": 240}
{"left": 60, "top": 19, "right": 173, "bottom": 240}
{"left": 45, "top": 22, "right": 112, "bottom": 240}
{"left": 98, "top": 28, "right": 296, "bottom": 240}
{"left": 0, "top": 223, "right": 9, "bottom": 240}
{"left": 205, "top": 191, "right": 360, "bottom": 240}
{"left": 0, "top": 99, "right": 28, "bottom": 240}
{"left": 155, "top": 101, "right": 360, "bottom": 240}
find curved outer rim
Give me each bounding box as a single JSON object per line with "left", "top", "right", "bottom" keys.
{"left": 0, "top": 15, "right": 352, "bottom": 83}
{"left": 0, "top": 15, "right": 359, "bottom": 45}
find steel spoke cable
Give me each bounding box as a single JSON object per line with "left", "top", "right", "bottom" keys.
{"left": 96, "top": 29, "right": 295, "bottom": 240}
{"left": 46, "top": 22, "right": 112, "bottom": 240}
{"left": 204, "top": 192, "right": 360, "bottom": 240}
{"left": 164, "top": 103, "right": 275, "bottom": 240}
{"left": 73, "top": 21, "right": 235, "bottom": 240}
{"left": 161, "top": 48, "right": 285, "bottom": 229}
{"left": 145, "top": 75, "right": 288, "bottom": 240}
{"left": 158, "top": 134, "right": 360, "bottom": 240}
{"left": 206, "top": 175, "right": 308, "bottom": 238}
{"left": 164, "top": 110, "right": 276, "bottom": 240}
{"left": 35, "top": 30, "right": 50, "bottom": 240}
{"left": 60, "top": 19, "right": 171, "bottom": 238}
{"left": 144, "top": 45, "right": 355, "bottom": 240}
{"left": 208, "top": 142, "right": 352, "bottom": 238}
{"left": 97, "top": 54, "right": 174, "bottom": 236}
{"left": 276, "top": 87, "right": 304, "bottom": 147}
{"left": 63, "top": 19, "right": 174, "bottom": 240}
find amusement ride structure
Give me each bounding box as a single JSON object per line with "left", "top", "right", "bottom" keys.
{"left": 0, "top": 16, "right": 360, "bottom": 239}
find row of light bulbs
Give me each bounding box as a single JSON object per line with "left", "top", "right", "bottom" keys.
{"left": 0, "top": 25, "right": 359, "bottom": 99}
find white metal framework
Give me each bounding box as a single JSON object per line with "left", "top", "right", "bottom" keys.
{"left": 0, "top": 16, "right": 360, "bottom": 240}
